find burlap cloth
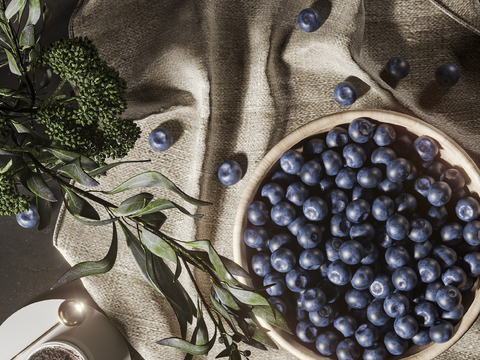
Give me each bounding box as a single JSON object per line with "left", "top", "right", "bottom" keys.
{"left": 53, "top": 0, "right": 480, "bottom": 359}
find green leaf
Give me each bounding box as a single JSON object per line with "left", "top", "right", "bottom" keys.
{"left": 51, "top": 223, "right": 118, "bottom": 289}
{"left": 0, "top": 158, "right": 12, "bottom": 173}
{"left": 215, "top": 346, "right": 234, "bottom": 358}
{"left": 102, "top": 171, "right": 212, "bottom": 207}
{"left": 45, "top": 147, "right": 98, "bottom": 171}
{"left": 244, "top": 318, "right": 276, "bottom": 349}
{"left": 210, "top": 292, "right": 236, "bottom": 330}
{"left": 212, "top": 283, "right": 241, "bottom": 311}
{"left": 251, "top": 305, "right": 292, "bottom": 335}
{"left": 58, "top": 157, "right": 100, "bottom": 187}
{"left": 26, "top": 171, "right": 57, "bottom": 202}
{"left": 36, "top": 195, "right": 51, "bottom": 230}
{"left": 12, "top": 121, "right": 50, "bottom": 146}
{"left": 157, "top": 327, "right": 217, "bottom": 356}
{"left": 226, "top": 285, "right": 270, "bottom": 306}
{"left": 194, "top": 302, "right": 208, "bottom": 346}
{"left": 63, "top": 198, "right": 118, "bottom": 226}
{"left": 135, "top": 212, "right": 166, "bottom": 230}
{"left": 5, "top": 49, "right": 21, "bottom": 75}
{"left": 192, "top": 251, "right": 251, "bottom": 280}
{"left": 26, "top": 0, "right": 40, "bottom": 25}
{"left": 62, "top": 187, "right": 100, "bottom": 220}
{"left": 87, "top": 160, "right": 149, "bottom": 177}
{"left": 134, "top": 198, "right": 203, "bottom": 219}
{"left": 41, "top": 2, "right": 51, "bottom": 26}
{"left": 141, "top": 228, "right": 177, "bottom": 264}
{"left": 19, "top": 24, "right": 34, "bottom": 49}
{"left": 5, "top": 0, "right": 27, "bottom": 19}
{"left": 114, "top": 192, "right": 153, "bottom": 216}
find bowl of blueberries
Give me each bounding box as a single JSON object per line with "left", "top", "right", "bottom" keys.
{"left": 232, "top": 109, "right": 480, "bottom": 360}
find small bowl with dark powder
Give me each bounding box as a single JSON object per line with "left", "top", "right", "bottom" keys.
{"left": 27, "top": 342, "right": 87, "bottom": 360}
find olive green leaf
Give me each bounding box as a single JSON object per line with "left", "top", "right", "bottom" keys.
{"left": 41, "top": 2, "right": 51, "bottom": 27}
{"left": 244, "top": 318, "right": 276, "bottom": 349}
{"left": 35, "top": 195, "right": 51, "bottom": 230}
{"left": 133, "top": 198, "right": 203, "bottom": 219}
{"left": 101, "top": 171, "right": 212, "bottom": 207}
{"left": 251, "top": 305, "right": 292, "bottom": 335}
{"left": 114, "top": 192, "right": 154, "bottom": 216}
{"left": 26, "top": 0, "right": 41, "bottom": 25}
{"left": 194, "top": 302, "right": 208, "bottom": 346}
{"left": 26, "top": 171, "right": 57, "bottom": 202}
{"left": 212, "top": 283, "right": 241, "bottom": 311}
{"left": 135, "top": 212, "right": 166, "bottom": 230}
{"left": 157, "top": 326, "right": 217, "bottom": 356}
{"left": 87, "top": 160, "right": 150, "bottom": 177}
{"left": 191, "top": 251, "right": 251, "bottom": 280}
{"left": 5, "top": 49, "right": 21, "bottom": 75}
{"left": 63, "top": 197, "right": 118, "bottom": 226}
{"left": 51, "top": 223, "right": 118, "bottom": 289}
{"left": 210, "top": 292, "right": 236, "bottom": 331}
{"left": 58, "top": 157, "right": 99, "bottom": 187}
{"left": 45, "top": 147, "right": 98, "bottom": 171}
{"left": 141, "top": 228, "right": 177, "bottom": 264}
{"left": 5, "top": 0, "right": 27, "bottom": 20}
{"left": 19, "top": 24, "right": 34, "bottom": 49}
{"left": 0, "top": 158, "right": 12, "bottom": 173}
{"left": 62, "top": 187, "right": 100, "bottom": 220}
{"left": 225, "top": 284, "right": 270, "bottom": 306}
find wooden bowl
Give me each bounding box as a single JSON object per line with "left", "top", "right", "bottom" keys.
{"left": 232, "top": 109, "right": 480, "bottom": 360}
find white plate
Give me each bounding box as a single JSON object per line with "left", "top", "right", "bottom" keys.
{"left": 0, "top": 299, "right": 131, "bottom": 360}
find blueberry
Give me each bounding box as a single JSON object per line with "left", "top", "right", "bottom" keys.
{"left": 371, "top": 147, "right": 396, "bottom": 165}
{"left": 436, "top": 285, "right": 462, "bottom": 311}
{"left": 348, "top": 118, "right": 374, "bottom": 143}
{"left": 346, "top": 199, "right": 371, "bottom": 224}
{"left": 385, "top": 244, "right": 410, "bottom": 268}
{"left": 269, "top": 232, "right": 293, "bottom": 252}
{"left": 339, "top": 240, "right": 364, "bottom": 265}
{"left": 414, "top": 135, "right": 439, "bottom": 162}
{"left": 343, "top": 143, "right": 367, "bottom": 168}
{"left": 463, "top": 220, "right": 480, "bottom": 246}
{"left": 299, "top": 248, "right": 325, "bottom": 270}
{"left": 263, "top": 272, "right": 286, "bottom": 296}
{"left": 345, "top": 289, "right": 372, "bottom": 309}
{"left": 463, "top": 251, "right": 480, "bottom": 276}
{"left": 367, "top": 298, "right": 390, "bottom": 326}
{"left": 247, "top": 200, "right": 269, "bottom": 226}
{"left": 328, "top": 260, "right": 353, "bottom": 286}
{"left": 297, "top": 223, "right": 323, "bottom": 249}
{"left": 412, "top": 329, "right": 432, "bottom": 346}
{"left": 427, "top": 181, "right": 452, "bottom": 207}
{"left": 297, "top": 8, "right": 322, "bottom": 33}
{"left": 350, "top": 223, "right": 376, "bottom": 244}
{"left": 326, "top": 189, "right": 349, "bottom": 214}
{"left": 351, "top": 266, "right": 375, "bottom": 290}
{"left": 460, "top": 276, "right": 475, "bottom": 292}
{"left": 440, "top": 168, "right": 466, "bottom": 192}
{"left": 427, "top": 205, "right": 448, "bottom": 229}
{"left": 414, "top": 175, "right": 435, "bottom": 198}
{"left": 432, "top": 245, "right": 457, "bottom": 268}
{"left": 286, "top": 181, "right": 310, "bottom": 206}
{"left": 287, "top": 215, "right": 308, "bottom": 236}
{"left": 372, "top": 196, "right": 394, "bottom": 221}
{"left": 440, "top": 222, "right": 463, "bottom": 246}
{"left": 384, "top": 293, "right": 410, "bottom": 318}
{"left": 296, "top": 320, "right": 319, "bottom": 343}
{"left": 331, "top": 213, "right": 353, "bottom": 237}
{"left": 408, "top": 218, "right": 433, "bottom": 242}
{"left": 243, "top": 226, "right": 269, "bottom": 248}
{"left": 373, "top": 124, "right": 396, "bottom": 147}
{"left": 355, "top": 323, "right": 379, "bottom": 348}
{"left": 319, "top": 176, "right": 336, "bottom": 192}
{"left": 318, "top": 278, "right": 342, "bottom": 303}
{"left": 16, "top": 204, "right": 39, "bottom": 229}
{"left": 369, "top": 273, "right": 394, "bottom": 299}
{"left": 418, "top": 257, "right": 441, "bottom": 283}
{"left": 300, "top": 159, "right": 323, "bottom": 186}
{"left": 316, "top": 331, "right": 339, "bottom": 356}
{"left": 384, "top": 331, "right": 408, "bottom": 355}
{"left": 385, "top": 57, "right": 410, "bottom": 80}
{"left": 334, "top": 82, "right": 358, "bottom": 106}
{"left": 386, "top": 214, "right": 410, "bottom": 240}
{"left": 392, "top": 133, "right": 413, "bottom": 158}
{"left": 391, "top": 267, "right": 418, "bottom": 291}
{"left": 251, "top": 252, "right": 272, "bottom": 277}
{"left": 394, "top": 315, "right": 418, "bottom": 340}
{"left": 425, "top": 280, "right": 443, "bottom": 302}
{"left": 280, "top": 149, "right": 304, "bottom": 174}
{"left": 336, "top": 338, "right": 361, "bottom": 360}
{"left": 148, "top": 126, "right": 173, "bottom": 151}
{"left": 301, "top": 287, "right": 327, "bottom": 312}
{"left": 352, "top": 184, "right": 374, "bottom": 202}
{"left": 267, "top": 296, "right": 287, "bottom": 315}
{"left": 334, "top": 314, "right": 358, "bottom": 337}
{"left": 286, "top": 267, "right": 311, "bottom": 292}
{"left": 414, "top": 301, "right": 439, "bottom": 327}
{"left": 429, "top": 319, "right": 455, "bottom": 343}
{"left": 377, "top": 178, "right": 403, "bottom": 195}
{"left": 456, "top": 197, "right": 480, "bottom": 222}
{"left": 271, "top": 170, "right": 295, "bottom": 188}
{"left": 271, "top": 247, "right": 296, "bottom": 273}
{"left": 414, "top": 240, "right": 433, "bottom": 260}
{"left": 442, "top": 303, "right": 464, "bottom": 322}
{"left": 394, "top": 193, "right": 417, "bottom": 215}
{"left": 324, "top": 237, "right": 343, "bottom": 262}
{"left": 427, "top": 161, "right": 446, "bottom": 179}
{"left": 357, "top": 167, "right": 383, "bottom": 188}
{"left": 362, "top": 343, "right": 388, "bottom": 360}
{"left": 270, "top": 201, "right": 295, "bottom": 226}
{"left": 217, "top": 160, "right": 242, "bottom": 185}
{"left": 361, "top": 242, "right": 379, "bottom": 264}
{"left": 309, "top": 305, "right": 335, "bottom": 327}
{"left": 322, "top": 149, "right": 344, "bottom": 176}
{"left": 435, "top": 63, "right": 460, "bottom": 87}
{"left": 442, "top": 266, "right": 467, "bottom": 288}
{"left": 303, "top": 138, "right": 328, "bottom": 158}
{"left": 386, "top": 158, "right": 411, "bottom": 182}
{"left": 303, "top": 196, "right": 328, "bottom": 221}
{"left": 261, "top": 182, "right": 285, "bottom": 205}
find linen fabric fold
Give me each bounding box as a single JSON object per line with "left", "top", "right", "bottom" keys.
{"left": 55, "top": 0, "right": 480, "bottom": 359}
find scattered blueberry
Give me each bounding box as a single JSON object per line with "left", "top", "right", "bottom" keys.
{"left": 463, "top": 220, "right": 480, "bottom": 246}
{"left": 392, "top": 267, "right": 418, "bottom": 291}
{"left": 326, "top": 189, "right": 348, "bottom": 214}
{"left": 442, "top": 266, "right": 467, "bottom": 288}
{"left": 334, "top": 81, "right": 358, "bottom": 106}
{"left": 345, "top": 288, "right": 372, "bottom": 309}
{"left": 268, "top": 296, "right": 287, "bottom": 315}
{"left": 357, "top": 167, "right": 383, "bottom": 188}
{"left": 355, "top": 323, "right": 379, "bottom": 348}
{"left": 217, "top": 160, "right": 242, "bottom": 185}
{"left": 432, "top": 245, "right": 457, "bottom": 268}
{"left": 385, "top": 57, "right": 410, "bottom": 80}
{"left": 414, "top": 240, "right": 433, "bottom": 260}
{"left": 408, "top": 218, "right": 433, "bottom": 242}
{"left": 463, "top": 252, "right": 480, "bottom": 276}
{"left": 343, "top": 143, "right": 367, "bottom": 168}
{"left": 339, "top": 240, "right": 364, "bottom": 265}
{"left": 440, "top": 168, "right": 466, "bottom": 192}
{"left": 394, "top": 193, "right": 417, "bottom": 215}
{"left": 367, "top": 298, "right": 390, "bottom": 326}
{"left": 414, "top": 135, "right": 439, "bottom": 162}
{"left": 297, "top": 8, "right": 322, "bottom": 33}
{"left": 384, "top": 292, "right": 410, "bottom": 318}
{"left": 385, "top": 244, "right": 410, "bottom": 268}
{"left": 300, "top": 287, "right": 327, "bottom": 312}
{"left": 442, "top": 303, "right": 464, "bottom": 322}
{"left": 414, "top": 301, "right": 438, "bottom": 327}
{"left": 271, "top": 248, "right": 296, "bottom": 273}
{"left": 386, "top": 158, "right": 411, "bottom": 182}
{"left": 271, "top": 201, "right": 296, "bottom": 226}
{"left": 371, "top": 147, "right": 396, "bottom": 165}
{"left": 361, "top": 242, "right": 379, "bottom": 265}
{"left": 412, "top": 329, "right": 431, "bottom": 346}
{"left": 440, "top": 222, "right": 464, "bottom": 246}
{"left": 328, "top": 260, "right": 353, "bottom": 286}
{"left": 346, "top": 199, "right": 371, "bottom": 224}
{"left": 16, "top": 204, "right": 39, "bottom": 229}
{"left": 349, "top": 117, "right": 374, "bottom": 143}
{"left": 372, "top": 196, "right": 394, "bottom": 221}
{"left": 263, "top": 272, "right": 287, "bottom": 296}
{"left": 297, "top": 223, "right": 324, "bottom": 249}
{"left": 303, "top": 138, "right": 328, "bottom": 158}
{"left": 425, "top": 280, "right": 443, "bottom": 302}
{"left": 436, "top": 285, "right": 462, "bottom": 311}
{"left": 287, "top": 215, "right": 308, "bottom": 236}
{"left": 321, "top": 149, "right": 344, "bottom": 176}
{"left": 349, "top": 223, "right": 375, "bottom": 244}
{"left": 362, "top": 343, "right": 388, "bottom": 360}
{"left": 386, "top": 214, "right": 410, "bottom": 240}
{"left": 331, "top": 213, "right": 352, "bottom": 237}
{"left": 148, "top": 126, "right": 173, "bottom": 151}
{"left": 427, "top": 181, "right": 452, "bottom": 207}
{"left": 456, "top": 197, "right": 480, "bottom": 222}
{"left": 309, "top": 304, "right": 335, "bottom": 327}
{"left": 435, "top": 63, "right": 460, "bottom": 87}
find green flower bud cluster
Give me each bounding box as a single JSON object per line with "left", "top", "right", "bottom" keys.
{"left": 0, "top": 173, "right": 29, "bottom": 215}
{"left": 37, "top": 37, "right": 141, "bottom": 160}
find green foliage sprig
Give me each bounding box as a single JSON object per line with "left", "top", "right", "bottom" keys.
{"left": 0, "top": 1, "right": 292, "bottom": 359}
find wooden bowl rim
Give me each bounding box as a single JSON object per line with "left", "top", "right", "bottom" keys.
{"left": 232, "top": 109, "right": 480, "bottom": 360}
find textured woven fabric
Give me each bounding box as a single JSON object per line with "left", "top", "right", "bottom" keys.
{"left": 54, "top": 0, "right": 480, "bottom": 359}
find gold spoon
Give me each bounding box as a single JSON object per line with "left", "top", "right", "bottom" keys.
{"left": 10, "top": 299, "right": 87, "bottom": 360}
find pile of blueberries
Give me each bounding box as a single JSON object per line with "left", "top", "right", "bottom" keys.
{"left": 243, "top": 118, "right": 480, "bottom": 360}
